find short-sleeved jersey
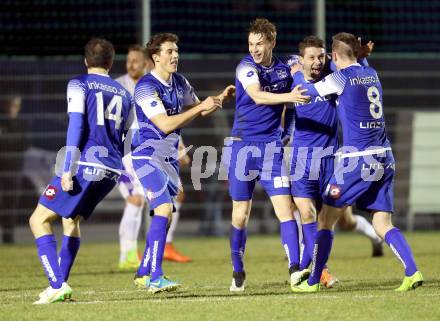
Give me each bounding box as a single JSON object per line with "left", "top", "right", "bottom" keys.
{"left": 232, "top": 55, "right": 293, "bottom": 142}
{"left": 132, "top": 71, "right": 199, "bottom": 159}
{"left": 290, "top": 71, "right": 339, "bottom": 157}
{"left": 66, "top": 73, "right": 132, "bottom": 171}
{"left": 306, "top": 63, "right": 390, "bottom": 151}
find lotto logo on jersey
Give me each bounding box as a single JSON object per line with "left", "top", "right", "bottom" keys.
{"left": 43, "top": 185, "right": 57, "bottom": 200}
{"left": 246, "top": 71, "right": 255, "bottom": 77}
{"left": 146, "top": 189, "right": 154, "bottom": 201}
{"left": 150, "top": 101, "right": 158, "bottom": 107}
{"left": 328, "top": 184, "right": 341, "bottom": 199}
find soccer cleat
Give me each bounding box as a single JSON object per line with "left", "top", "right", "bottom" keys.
{"left": 291, "top": 279, "right": 320, "bottom": 293}
{"left": 118, "top": 250, "right": 141, "bottom": 270}
{"left": 320, "top": 268, "right": 339, "bottom": 288}
{"left": 230, "top": 271, "right": 246, "bottom": 292}
{"left": 33, "top": 283, "right": 72, "bottom": 304}
{"left": 395, "top": 271, "right": 424, "bottom": 292}
{"left": 372, "top": 241, "right": 384, "bottom": 257}
{"left": 164, "top": 243, "right": 192, "bottom": 263}
{"left": 148, "top": 276, "right": 180, "bottom": 294}
{"left": 134, "top": 274, "right": 150, "bottom": 289}
{"left": 290, "top": 269, "right": 311, "bottom": 287}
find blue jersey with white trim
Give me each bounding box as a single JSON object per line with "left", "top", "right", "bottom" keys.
{"left": 232, "top": 55, "right": 293, "bottom": 142}
{"left": 66, "top": 73, "right": 132, "bottom": 171}
{"left": 305, "top": 64, "right": 390, "bottom": 151}
{"left": 132, "top": 71, "right": 198, "bottom": 159}
{"left": 290, "top": 71, "right": 339, "bottom": 157}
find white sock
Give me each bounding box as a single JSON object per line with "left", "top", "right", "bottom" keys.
{"left": 119, "top": 202, "right": 143, "bottom": 262}
{"left": 354, "top": 215, "right": 382, "bottom": 244}
{"left": 166, "top": 202, "right": 181, "bottom": 243}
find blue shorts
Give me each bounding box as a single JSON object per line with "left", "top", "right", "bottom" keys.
{"left": 227, "top": 140, "right": 290, "bottom": 201}
{"left": 291, "top": 155, "right": 334, "bottom": 201}
{"left": 39, "top": 165, "right": 119, "bottom": 220}
{"left": 132, "top": 158, "right": 179, "bottom": 210}
{"left": 322, "top": 150, "right": 395, "bottom": 213}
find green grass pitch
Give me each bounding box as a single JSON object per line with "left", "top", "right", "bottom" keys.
{"left": 0, "top": 232, "right": 439, "bottom": 321}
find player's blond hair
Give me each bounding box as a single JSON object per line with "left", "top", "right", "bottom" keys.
{"left": 248, "top": 18, "right": 277, "bottom": 43}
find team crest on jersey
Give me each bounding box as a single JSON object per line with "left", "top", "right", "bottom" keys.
{"left": 44, "top": 185, "right": 57, "bottom": 200}
{"left": 276, "top": 69, "right": 288, "bottom": 79}
{"left": 328, "top": 184, "right": 341, "bottom": 199}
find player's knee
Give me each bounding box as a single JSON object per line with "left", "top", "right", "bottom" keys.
{"left": 127, "top": 195, "right": 144, "bottom": 207}
{"left": 372, "top": 211, "right": 393, "bottom": 238}
{"left": 232, "top": 202, "right": 250, "bottom": 228}
{"left": 338, "top": 215, "right": 356, "bottom": 230}
{"left": 318, "top": 206, "right": 342, "bottom": 229}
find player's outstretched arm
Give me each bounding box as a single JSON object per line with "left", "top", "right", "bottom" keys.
{"left": 201, "top": 85, "right": 235, "bottom": 117}
{"left": 245, "top": 83, "right": 310, "bottom": 105}
{"left": 149, "top": 96, "right": 222, "bottom": 134}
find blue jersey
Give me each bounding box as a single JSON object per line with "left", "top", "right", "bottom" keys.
{"left": 132, "top": 71, "right": 199, "bottom": 159}
{"left": 232, "top": 55, "right": 293, "bottom": 142}
{"left": 290, "top": 72, "right": 339, "bottom": 157}
{"left": 66, "top": 73, "right": 132, "bottom": 171}
{"left": 305, "top": 63, "right": 390, "bottom": 151}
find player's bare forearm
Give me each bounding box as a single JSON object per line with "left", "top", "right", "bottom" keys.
{"left": 150, "top": 105, "right": 204, "bottom": 134}
{"left": 246, "top": 83, "right": 310, "bottom": 105}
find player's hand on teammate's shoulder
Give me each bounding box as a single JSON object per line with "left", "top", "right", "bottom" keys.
{"left": 290, "top": 84, "right": 310, "bottom": 104}
{"left": 290, "top": 63, "right": 303, "bottom": 76}
{"left": 219, "top": 85, "right": 236, "bottom": 103}
{"left": 61, "top": 172, "right": 74, "bottom": 192}
{"left": 357, "top": 37, "right": 374, "bottom": 58}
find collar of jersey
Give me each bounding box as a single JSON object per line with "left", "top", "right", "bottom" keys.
{"left": 151, "top": 70, "right": 173, "bottom": 87}
{"left": 89, "top": 72, "right": 109, "bottom": 77}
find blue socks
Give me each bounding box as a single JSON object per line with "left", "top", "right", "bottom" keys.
{"left": 308, "top": 229, "right": 334, "bottom": 285}
{"left": 148, "top": 215, "right": 168, "bottom": 282}
{"left": 384, "top": 228, "right": 418, "bottom": 276}
{"left": 230, "top": 226, "right": 247, "bottom": 272}
{"left": 35, "top": 235, "right": 64, "bottom": 289}
{"left": 58, "top": 235, "right": 80, "bottom": 281}
{"left": 280, "top": 220, "right": 300, "bottom": 269}
{"left": 137, "top": 234, "right": 151, "bottom": 277}
{"left": 300, "top": 222, "right": 317, "bottom": 270}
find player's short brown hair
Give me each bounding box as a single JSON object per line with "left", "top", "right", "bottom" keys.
{"left": 127, "top": 44, "right": 148, "bottom": 58}
{"left": 84, "top": 38, "right": 115, "bottom": 70}
{"left": 332, "top": 32, "right": 359, "bottom": 59}
{"left": 146, "top": 33, "right": 179, "bottom": 61}
{"left": 298, "top": 36, "right": 325, "bottom": 56}
{"left": 248, "top": 18, "right": 277, "bottom": 43}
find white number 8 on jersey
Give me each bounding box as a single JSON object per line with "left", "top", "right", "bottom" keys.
{"left": 367, "top": 86, "right": 383, "bottom": 119}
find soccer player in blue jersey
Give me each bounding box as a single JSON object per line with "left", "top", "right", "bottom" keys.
{"left": 29, "top": 38, "right": 133, "bottom": 304}
{"left": 227, "top": 18, "right": 310, "bottom": 292}
{"left": 131, "top": 33, "right": 234, "bottom": 293}
{"left": 286, "top": 36, "right": 383, "bottom": 288}
{"left": 116, "top": 44, "right": 153, "bottom": 270}
{"left": 292, "top": 32, "right": 423, "bottom": 293}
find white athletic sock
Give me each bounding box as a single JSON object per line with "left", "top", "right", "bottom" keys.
{"left": 166, "top": 202, "right": 181, "bottom": 243}
{"left": 354, "top": 215, "right": 382, "bottom": 244}
{"left": 119, "top": 202, "right": 143, "bottom": 262}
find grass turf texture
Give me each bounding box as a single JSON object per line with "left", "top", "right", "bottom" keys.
{"left": 0, "top": 232, "right": 439, "bottom": 321}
